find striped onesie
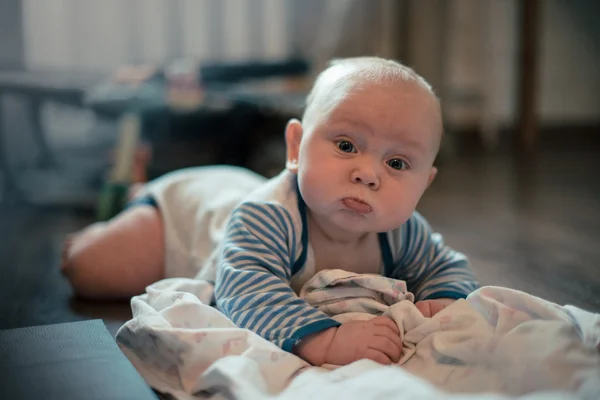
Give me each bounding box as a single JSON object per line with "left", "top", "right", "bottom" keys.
{"left": 215, "top": 169, "right": 479, "bottom": 352}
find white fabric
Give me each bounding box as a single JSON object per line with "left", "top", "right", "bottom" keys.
{"left": 140, "top": 166, "right": 266, "bottom": 279}
{"left": 116, "top": 271, "right": 600, "bottom": 400}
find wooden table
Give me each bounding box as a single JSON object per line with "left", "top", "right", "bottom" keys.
{"left": 0, "top": 69, "right": 306, "bottom": 209}
{"left": 0, "top": 70, "right": 103, "bottom": 203}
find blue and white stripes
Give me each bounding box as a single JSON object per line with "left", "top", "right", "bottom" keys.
{"left": 215, "top": 172, "right": 479, "bottom": 351}
{"left": 390, "top": 211, "right": 479, "bottom": 301}
{"left": 215, "top": 202, "right": 340, "bottom": 351}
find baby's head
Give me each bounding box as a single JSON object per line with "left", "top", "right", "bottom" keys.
{"left": 285, "top": 56, "right": 442, "bottom": 235}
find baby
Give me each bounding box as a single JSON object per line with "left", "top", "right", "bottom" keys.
{"left": 62, "top": 56, "right": 478, "bottom": 367}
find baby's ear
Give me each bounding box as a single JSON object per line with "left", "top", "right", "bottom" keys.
{"left": 285, "top": 119, "right": 303, "bottom": 173}
{"left": 427, "top": 166, "right": 438, "bottom": 188}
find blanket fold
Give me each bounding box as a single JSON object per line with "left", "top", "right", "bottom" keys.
{"left": 117, "top": 270, "right": 600, "bottom": 400}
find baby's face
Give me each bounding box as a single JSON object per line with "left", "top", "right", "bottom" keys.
{"left": 294, "top": 79, "right": 441, "bottom": 234}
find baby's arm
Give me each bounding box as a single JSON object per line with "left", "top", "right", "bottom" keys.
{"left": 295, "top": 317, "right": 402, "bottom": 366}
{"left": 391, "top": 212, "right": 479, "bottom": 302}
{"left": 215, "top": 203, "right": 339, "bottom": 352}
{"left": 216, "top": 202, "right": 402, "bottom": 365}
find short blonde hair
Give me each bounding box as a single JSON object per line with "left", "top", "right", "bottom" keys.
{"left": 302, "top": 56, "right": 438, "bottom": 125}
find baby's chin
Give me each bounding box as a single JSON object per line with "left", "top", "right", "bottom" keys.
{"left": 330, "top": 210, "right": 405, "bottom": 234}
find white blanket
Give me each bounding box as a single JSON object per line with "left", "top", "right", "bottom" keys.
{"left": 116, "top": 270, "right": 600, "bottom": 400}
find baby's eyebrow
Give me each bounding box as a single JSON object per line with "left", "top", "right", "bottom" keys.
{"left": 329, "top": 116, "right": 373, "bottom": 134}
{"left": 384, "top": 135, "right": 428, "bottom": 156}
{"left": 328, "top": 116, "right": 430, "bottom": 155}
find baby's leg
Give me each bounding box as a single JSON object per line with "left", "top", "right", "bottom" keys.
{"left": 62, "top": 205, "right": 165, "bottom": 300}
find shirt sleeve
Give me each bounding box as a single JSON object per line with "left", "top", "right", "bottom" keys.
{"left": 389, "top": 211, "right": 479, "bottom": 301}
{"left": 215, "top": 202, "right": 340, "bottom": 352}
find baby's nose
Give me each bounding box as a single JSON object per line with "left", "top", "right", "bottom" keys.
{"left": 351, "top": 168, "right": 380, "bottom": 189}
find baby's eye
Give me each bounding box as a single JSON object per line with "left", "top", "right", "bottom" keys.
{"left": 387, "top": 158, "right": 408, "bottom": 170}
{"left": 336, "top": 140, "right": 356, "bottom": 153}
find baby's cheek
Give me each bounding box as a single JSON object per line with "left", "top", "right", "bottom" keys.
{"left": 398, "top": 184, "right": 424, "bottom": 213}
{"left": 299, "top": 172, "right": 330, "bottom": 208}
{"left": 378, "top": 202, "right": 413, "bottom": 231}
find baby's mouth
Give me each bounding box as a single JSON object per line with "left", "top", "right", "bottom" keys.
{"left": 341, "top": 197, "right": 372, "bottom": 214}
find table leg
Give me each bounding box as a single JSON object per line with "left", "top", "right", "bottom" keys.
{"left": 515, "top": 0, "right": 540, "bottom": 153}
{"left": 0, "top": 94, "right": 25, "bottom": 203}
{"left": 29, "top": 98, "right": 56, "bottom": 167}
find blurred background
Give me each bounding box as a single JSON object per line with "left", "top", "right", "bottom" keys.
{"left": 0, "top": 0, "right": 598, "bottom": 334}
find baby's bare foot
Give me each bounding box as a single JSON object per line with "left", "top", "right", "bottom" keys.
{"left": 61, "top": 222, "right": 108, "bottom": 274}
{"left": 61, "top": 234, "right": 76, "bottom": 273}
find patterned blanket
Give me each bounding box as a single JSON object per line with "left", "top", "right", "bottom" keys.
{"left": 116, "top": 270, "right": 600, "bottom": 399}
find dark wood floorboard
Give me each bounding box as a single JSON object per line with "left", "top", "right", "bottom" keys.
{"left": 419, "top": 142, "right": 600, "bottom": 311}
{"left": 0, "top": 207, "right": 129, "bottom": 336}
{"left": 1, "top": 137, "right": 599, "bottom": 335}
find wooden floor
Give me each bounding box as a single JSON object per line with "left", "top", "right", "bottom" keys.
{"left": 419, "top": 137, "right": 600, "bottom": 312}
{"left": 1, "top": 134, "right": 599, "bottom": 335}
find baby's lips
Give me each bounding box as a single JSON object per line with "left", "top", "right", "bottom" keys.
{"left": 342, "top": 198, "right": 372, "bottom": 214}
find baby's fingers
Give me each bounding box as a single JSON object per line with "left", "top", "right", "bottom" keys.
{"left": 415, "top": 301, "right": 432, "bottom": 317}
{"left": 370, "top": 336, "right": 402, "bottom": 363}
{"left": 365, "top": 348, "right": 392, "bottom": 365}
{"left": 371, "top": 316, "right": 399, "bottom": 335}
{"left": 377, "top": 328, "right": 403, "bottom": 355}
{"left": 429, "top": 300, "right": 447, "bottom": 317}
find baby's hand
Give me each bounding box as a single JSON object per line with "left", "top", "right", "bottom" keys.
{"left": 415, "top": 298, "right": 456, "bottom": 317}
{"left": 294, "top": 317, "right": 402, "bottom": 366}
{"left": 326, "top": 316, "right": 402, "bottom": 366}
